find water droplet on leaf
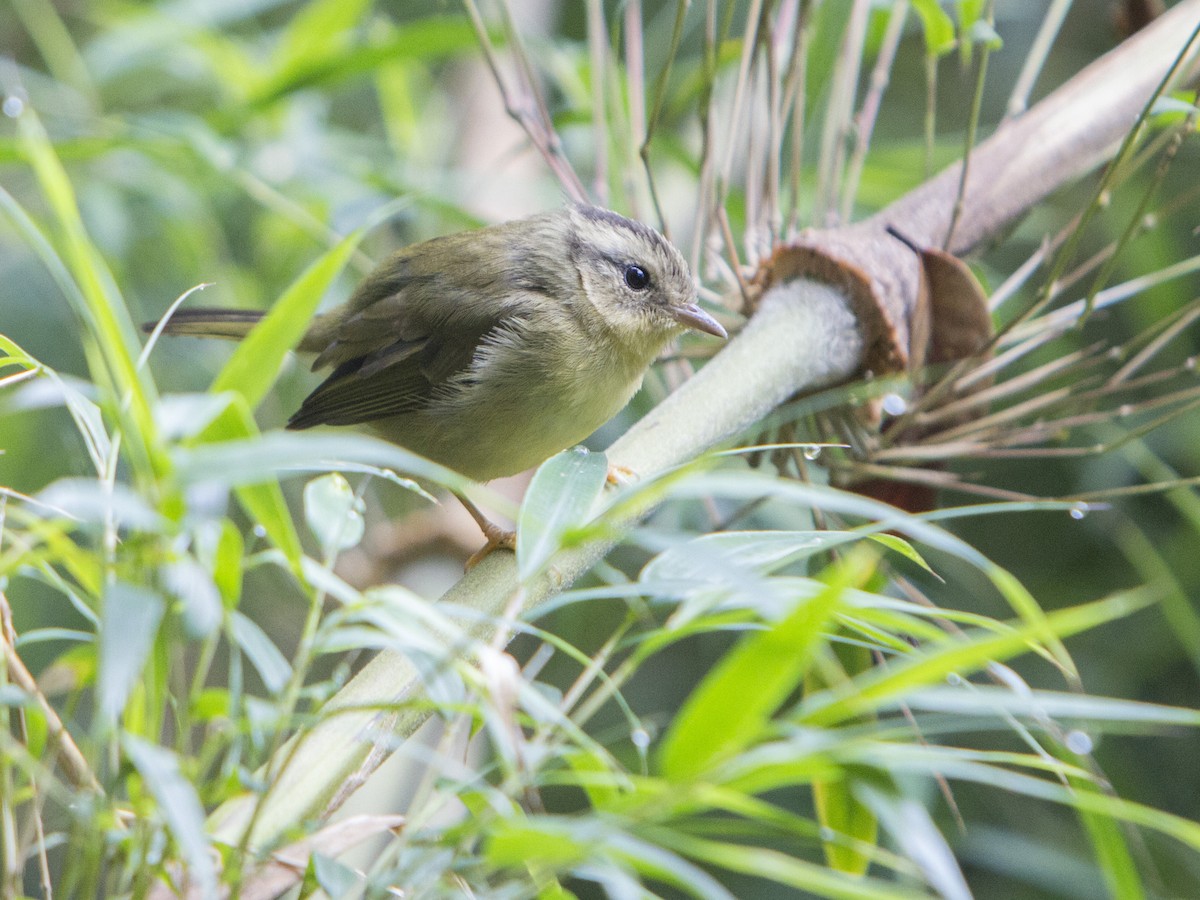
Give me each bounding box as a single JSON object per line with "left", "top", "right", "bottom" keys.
{"left": 881, "top": 393, "right": 908, "bottom": 416}
{"left": 1065, "top": 730, "right": 1093, "bottom": 754}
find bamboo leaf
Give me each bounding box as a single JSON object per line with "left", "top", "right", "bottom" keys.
{"left": 98, "top": 582, "right": 165, "bottom": 724}
{"left": 124, "top": 736, "right": 216, "bottom": 898}
{"left": 659, "top": 550, "right": 874, "bottom": 780}
{"left": 210, "top": 228, "right": 364, "bottom": 411}
{"left": 517, "top": 448, "right": 609, "bottom": 580}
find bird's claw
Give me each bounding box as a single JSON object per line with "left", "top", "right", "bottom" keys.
{"left": 606, "top": 464, "right": 638, "bottom": 487}
{"left": 465, "top": 522, "right": 516, "bottom": 570}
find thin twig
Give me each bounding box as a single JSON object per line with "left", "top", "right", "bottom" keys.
{"left": 715, "top": 0, "right": 766, "bottom": 218}
{"left": 841, "top": 0, "right": 909, "bottom": 222}
{"left": 687, "top": 0, "right": 719, "bottom": 272}
{"left": 1110, "top": 299, "right": 1200, "bottom": 384}
{"left": 461, "top": 0, "right": 587, "bottom": 202}
{"left": 624, "top": 0, "right": 647, "bottom": 219}
{"left": 640, "top": 0, "right": 689, "bottom": 234}
{"left": 782, "top": 0, "right": 814, "bottom": 235}
{"left": 1006, "top": 0, "right": 1073, "bottom": 118}
{"left": 815, "top": 0, "right": 871, "bottom": 226}
{"left": 762, "top": 2, "right": 791, "bottom": 244}
{"left": 1081, "top": 114, "right": 1197, "bottom": 318}
{"left": 717, "top": 206, "right": 752, "bottom": 311}
{"left": 944, "top": 0, "right": 996, "bottom": 249}
{"left": 0, "top": 591, "right": 102, "bottom": 795}
{"left": 587, "top": 0, "right": 609, "bottom": 205}
{"left": 1020, "top": 18, "right": 1200, "bottom": 329}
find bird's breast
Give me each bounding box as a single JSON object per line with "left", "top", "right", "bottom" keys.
{"left": 396, "top": 319, "right": 655, "bottom": 481}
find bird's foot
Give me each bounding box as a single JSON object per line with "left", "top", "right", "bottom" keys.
{"left": 606, "top": 464, "right": 638, "bottom": 487}
{"left": 456, "top": 492, "right": 516, "bottom": 570}
{"left": 465, "top": 521, "right": 517, "bottom": 570}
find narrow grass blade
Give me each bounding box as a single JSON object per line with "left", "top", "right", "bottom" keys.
{"left": 659, "top": 549, "right": 874, "bottom": 780}
{"left": 799, "top": 587, "right": 1158, "bottom": 728}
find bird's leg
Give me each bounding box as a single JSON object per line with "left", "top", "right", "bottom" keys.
{"left": 456, "top": 493, "right": 516, "bottom": 569}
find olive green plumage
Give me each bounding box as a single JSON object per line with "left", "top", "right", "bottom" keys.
{"left": 148, "top": 204, "right": 725, "bottom": 482}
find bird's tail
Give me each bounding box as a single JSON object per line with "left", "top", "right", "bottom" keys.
{"left": 142, "top": 308, "right": 265, "bottom": 341}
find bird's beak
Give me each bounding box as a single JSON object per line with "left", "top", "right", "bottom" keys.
{"left": 671, "top": 302, "right": 728, "bottom": 339}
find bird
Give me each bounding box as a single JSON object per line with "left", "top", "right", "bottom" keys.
{"left": 146, "top": 204, "right": 727, "bottom": 563}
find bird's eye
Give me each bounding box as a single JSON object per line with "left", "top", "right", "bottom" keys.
{"left": 624, "top": 264, "right": 651, "bottom": 291}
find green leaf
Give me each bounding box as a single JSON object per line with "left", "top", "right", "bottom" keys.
{"left": 641, "top": 529, "right": 930, "bottom": 586}
{"left": 194, "top": 395, "right": 305, "bottom": 573}
{"left": 14, "top": 101, "right": 163, "bottom": 477}
{"left": 124, "top": 736, "right": 216, "bottom": 897}
{"left": 210, "top": 228, "right": 365, "bottom": 411}
{"left": 1076, "top": 777, "right": 1143, "bottom": 900}
{"left": 902, "top": 686, "right": 1200, "bottom": 726}
{"left": 246, "top": 17, "right": 482, "bottom": 108}
{"left": 867, "top": 533, "right": 936, "bottom": 574}
{"left": 1150, "top": 93, "right": 1200, "bottom": 124}
{"left": 813, "top": 776, "right": 878, "bottom": 876}
{"left": 231, "top": 610, "right": 292, "bottom": 695}
{"left": 652, "top": 831, "right": 915, "bottom": 899}
{"left": 36, "top": 478, "right": 166, "bottom": 532}
{"left": 304, "top": 472, "right": 365, "bottom": 554}
{"left": 200, "top": 518, "right": 245, "bottom": 610}
{"left": 311, "top": 852, "right": 359, "bottom": 896}
{"left": 517, "top": 447, "right": 609, "bottom": 580}
{"left": 857, "top": 783, "right": 971, "bottom": 900}
{"left": 911, "top": 0, "right": 957, "bottom": 56}
{"left": 98, "top": 582, "right": 165, "bottom": 724}
{"left": 486, "top": 819, "right": 590, "bottom": 869}
{"left": 560, "top": 748, "right": 623, "bottom": 811}
{"left": 176, "top": 430, "right": 470, "bottom": 494}
{"left": 955, "top": 0, "right": 985, "bottom": 33}
{"left": 659, "top": 549, "right": 874, "bottom": 779}
{"left": 163, "top": 558, "right": 222, "bottom": 638}
{"left": 799, "top": 587, "right": 1158, "bottom": 728}
{"left": 272, "top": 0, "right": 371, "bottom": 77}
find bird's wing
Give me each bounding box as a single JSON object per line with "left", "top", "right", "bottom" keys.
{"left": 287, "top": 240, "right": 515, "bottom": 430}
{"left": 286, "top": 322, "right": 497, "bottom": 429}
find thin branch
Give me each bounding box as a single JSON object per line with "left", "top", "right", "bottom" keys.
{"left": 0, "top": 590, "right": 102, "bottom": 795}
{"left": 624, "top": 0, "right": 647, "bottom": 219}
{"left": 461, "top": 0, "right": 587, "bottom": 202}
{"left": 715, "top": 0, "right": 766, "bottom": 219}
{"left": 944, "top": 0, "right": 996, "bottom": 249}
{"left": 640, "top": 0, "right": 689, "bottom": 234}
{"left": 1006, "top": 0, "right": 1073, "bottom": 118}
{"left": 841, "top": 0, "right": 909, "bottom": 223}
{"left": 1021, "top": 18, "right": 1200, "bottom": 328}
{"left": 1081, "top": 114, "right": 1197, "bottom": 317}
{"left": 814, "top": 0, "right": 871, "bottom": 226}
{"left": 587, "top": 0, "right": 609, "bottom": 205}
{"left": 782, "top": 0, "right": 814, "bottom": 235}
{"left": 687, "top": 0, "right": 719, "bottom": 272}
